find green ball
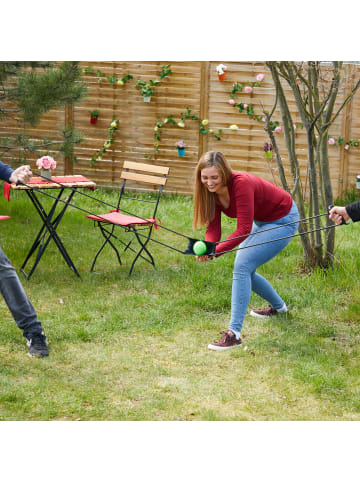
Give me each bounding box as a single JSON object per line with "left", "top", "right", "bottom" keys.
{"left": 193, "top": 240, "right": 207, "bottom": 256}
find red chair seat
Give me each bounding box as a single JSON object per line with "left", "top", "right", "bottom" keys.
{"left": 0, "top": 216, "right": 10, "bottom": 220}
{"left": 87, "top": 211, "right": 154, "bottom": 226}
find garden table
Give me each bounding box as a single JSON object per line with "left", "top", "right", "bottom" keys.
{"left": 9, "top": 175, "right": 96, "bottom": 280}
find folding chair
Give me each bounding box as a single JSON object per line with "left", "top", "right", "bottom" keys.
{"left": 87, "top": 161, "right": 170, "bottom": 275}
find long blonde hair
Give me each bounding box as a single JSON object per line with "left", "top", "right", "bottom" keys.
{"left": 193, "top": 151, "right": 233, "bottom": 229}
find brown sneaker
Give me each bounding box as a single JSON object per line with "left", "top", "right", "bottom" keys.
{"left": 250, "top": 306, "right": 279, "bottom": 318}
{"left": 208, "top": 330, "right": 242, "bottom": 351}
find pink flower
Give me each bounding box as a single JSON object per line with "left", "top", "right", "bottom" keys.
{"left": 175, "top": 140, "right": 186, "bottom": 148}
{"left": 274, "top": 126, "right": 282, "bottom": 133}
{"left": 42, "top": 158, "right": 52, "bottom": 169}
{"left": 244, "top": 86, "right": 253, "bottom": 93}
{"left": 243, "top": 104, "right": 248, "bottom": 108}
{"left": 345, "top": 144, "right": 349, "bottom": 150}
{"left": 256, "top": 74, "right": 264, "bottom": 82}
{"left": 36, "top": 155, "right": 56, "bottom": 170}
{"left": 262, "top": 117, "right": 266, "bottom": 122}
{"left": 228, "top": 99, "right": 236, "bottom": 105}
{"left": 293, "top": 124, "right": 297, "bottom": 130}
{"left": 328, "top": 138, "right": 335, "bottom": 145}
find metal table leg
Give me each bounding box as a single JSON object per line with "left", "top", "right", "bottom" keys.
{"left": 21, "top": 188, "right": 81, "bottom": 280}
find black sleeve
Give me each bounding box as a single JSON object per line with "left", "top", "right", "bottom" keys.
{"left": 346, "top": 200, "right": 360, "bottom": 222}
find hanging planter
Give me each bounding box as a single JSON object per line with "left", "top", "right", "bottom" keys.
{"left": 263, "top": 142, "right": 273, "bottom": 159}
{"left": 216, "top": 64, "right": 227, "bottom": 81}
{"left": 143, "top": 96, "right": 152, "bottom": 103}
{"left": 89, "top": 109, "right": 100, "bottom": 125}
{"left": 175, "top": 140, "right": 186, "bottom": 157}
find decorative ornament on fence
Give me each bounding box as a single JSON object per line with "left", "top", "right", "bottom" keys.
{"left": 216, "top": 64, "right": 227, "bottom": 81}
{"left": 135, "top": 65, "right": 172, "bottom": 103}
{"left": 175, "top": 140, "right": 186, "bottom": 157}
{"left": 89, "top": 109, "right": 100, "bottom": 125}
{"left": 263, "top": 142, "right": 273, "bottom": 159}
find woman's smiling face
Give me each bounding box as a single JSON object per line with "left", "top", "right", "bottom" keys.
{"left": 200, "top": 166, "right": 223, "bottom": 193}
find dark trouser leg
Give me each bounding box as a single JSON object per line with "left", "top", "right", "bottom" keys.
{"left": 0, "top": 245, "right": 43, "bottom": 338}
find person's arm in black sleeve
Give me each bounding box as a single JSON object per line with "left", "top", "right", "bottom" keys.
{"left": 345, "top": 200, "right": 360, "bottom": 222}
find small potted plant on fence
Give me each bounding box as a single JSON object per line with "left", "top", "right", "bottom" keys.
{"left": 135, "top": 80, "right": 159, "bottom": 102}
{"left": 36, "top": 155, "right": 57, "bottom": 180}
{"left": 175, "top": 140, "right": 186, "bottom": 157}
{"left": 216, "top": 64, "right": 227, "bottom": 81}
{"left": 263, "top": 142, "right": 273, "bottom": 159}
{"left": 89, "top": 109, "right": 100, "bottom": 125}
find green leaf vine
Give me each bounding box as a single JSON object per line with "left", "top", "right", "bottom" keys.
{"left": 229, "top": 78, "right": 360, "bottom": 150}
{"left": 82, "top": 66, "right": 133, "bottom": 86}
{"left": 90, "top": 119, "right": 119, "bottom": 166}
{"left": 145, "top": 108, "right": 223, "bottom": 160}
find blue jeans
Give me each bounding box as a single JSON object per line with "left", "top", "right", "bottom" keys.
{"left": 229, "top": 201, "right": 299, "bottom": 334}
{"left": 0, "top": 245, "right": 43, "bottom": 338}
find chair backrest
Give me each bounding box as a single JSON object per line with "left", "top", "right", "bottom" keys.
{"left": 117, "top": 161, "right": 170, "bottom": 218}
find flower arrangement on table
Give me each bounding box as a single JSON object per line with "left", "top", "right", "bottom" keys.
{"left": 175, "top": 140, "right": 186, "bottom": 157}
{"left": 36, "top": 155, "right": 57, "bottom": 180}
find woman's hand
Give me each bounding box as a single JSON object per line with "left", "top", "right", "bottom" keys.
{"left": 195, "top": 255, "right": 214, "bottom": 262}
{"left": 10, "top": 165, "right": 32, "bottom": 184}
{"left": 329, "top": 205, "right": 350, "bottom": 225}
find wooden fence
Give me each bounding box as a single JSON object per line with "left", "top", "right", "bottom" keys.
{"left": 1, "top": 61, "right": 360, "bottom": 198}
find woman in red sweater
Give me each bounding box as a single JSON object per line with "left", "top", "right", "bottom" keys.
{"left": 193, "top": 151, "right": 299, "bottom": 351}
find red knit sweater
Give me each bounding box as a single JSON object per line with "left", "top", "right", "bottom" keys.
{"left": 205, "top": 172, "right": 293, "bottom": 255}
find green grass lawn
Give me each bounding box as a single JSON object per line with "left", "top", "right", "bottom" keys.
{"left": 0, "top": 187, "right": 360, "bottom": 420}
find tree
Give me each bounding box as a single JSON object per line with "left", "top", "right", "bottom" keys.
{"left": 264, "top": 61, "right": 360, "bottom": 269}
{"left": 0, "top": 61, "right": 87, "bottom": 165}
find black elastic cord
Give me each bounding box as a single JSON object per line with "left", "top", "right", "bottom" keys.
{"left": 27, "top": 172, "right": 191, "bottom": 240}
{"left": 14, "top": 178, "right": 185, "bottom": 254}
{"left": 213, "top": 211, "right": 329, "bottom": 245}
{"left": 16, "top": 172, "right": 339, "bottom": 257}
{"left": 30, "top": 171, "right": 334, "bottom": 245}
{"left": 216, "top": 223, "right": 340, "bottom": 256}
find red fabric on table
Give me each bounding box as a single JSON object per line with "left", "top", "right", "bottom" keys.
{"left": 28, "top": 176, "right": 94, "bottom": 188}
{"left": 87, "top": 212, "right": 156, "bottom": 226}
{"left": 4, "top": 175, "right": 95, "bottom": 201}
